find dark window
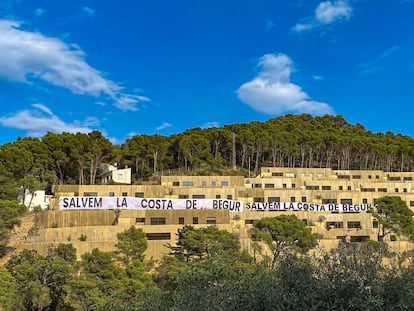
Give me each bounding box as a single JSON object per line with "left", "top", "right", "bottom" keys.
{"left": 395, "top": 188, "right": 399, "bottom": 193}
{"left": 193, "top": 217, "right": 199, "bottom": 224}
{"left": 178, "top": 217, "right": 184, "bottom": 225}
{"left": 206, "top": 217, "right": 216, "bottom": 224}
{"left": 135, "top": 192, "right": 144, "bottom": 198}
{"left": 192, "top": 195, "right": 205, "bottom": 199}
{"left": 410, "top": 201, "right": 414, "bottom": 207}
{"left": 326, "top": 221, "right": 344, "bottom": 229}
{"left": 368, "top": 175, "right": 372, "bottom": 179}
{"left": 301, "top": 196, "right": 307, "bottom": 203}
{"left": 350, "top": 236, "right": 369, "bottom": 242}
{"left": 245, "top": 219, "right": 255, "bottom": 225}
{"left": 227, "top": 195, "right": 232, "bottom": 200}
{"left": 109, "top": 192, "right": 115, "bottom": 197}
{"left": 352, "top": 175, "right": 361, "bottom": 179}
{"left": 389, "top": 176, "right": 401, "bottom": 181}
{"left": 363, "top": 198, "right": 368, "bottom": 204}
{"left": 216, "top": 195, "right": 221, "bottom": 199}
{"left": 373, "top": 220, "right": 379, "bottom": 228}
{"left": 122, "top": 192, "right": 128, "bottom": 196}
{"left": 322, "top": 186, "right": 331, "bottom": 190}
{"left": 179, "top": 194, "right": 189, "bottom": 199}
{"left": 322, "top": 199, "right": 337, "bottom": 204}
{"left": 254, "top": 197, "right": 264, "bottom": 202}
{"left": 341, "top": 199, "right": 353, "bottom": 204}
{"left": 173, "top": 182, "right": 179, "bottom": 186}
{"left": 83, "top": 192, "right": 97, "bottom": 196}
{"left": 347, "top": 186, "right": 351, "bottom": 191}
{"left": 146, "top": 233, "right": 171, "bottom": 240}
{"left": 404, "top": 177, "right": 413, "bottom": 181}
{"left": 150, "top": 217, "right": 166, "bottom": 225}
{"left": 253, "top": 184, "right": 262, "bottom": 188}
{"left": 347, "top": 221, "right": 361, "bottom": 229}
{"left": 338, "top": 175, "right": 350, "bottom": 180}
{"left": 378, "top": 188, "right": 387, "bottom": 192}
{"left": 268, "top": 197, "right": 280, "bottom": 202}
{"left": 136, "top": 218, "right": 145, "bottom": 224}
{"left": 282, "top": 184, "right": 287, "bottom": 189}
{"left": 339, "top": 186, "right": 343, "bottom": 190}
{"left": 336, "top": 236, "right": 346, "bottom": 241}
{"left": 265, "top": 183, "right": 274, "bottom": 188}
{"left": 272, "top": 172, "right": 283, "bottom": 176}
{"left": 404, "top": 188, "right": 408, "bottom": 193}
{"left": 361, "top": 188, "right": 375, "bottom": 192}
{"left": 291, "top": 184, "right": 296, "bottom": 188}
{"left": 376, "top": 175, "right": 380, "bottom": 179}
{"left": 290, "top": 196, "right": 296, "bottom": 202}
{"left": 306, "top": 185, "right": 319, "bottom": 190}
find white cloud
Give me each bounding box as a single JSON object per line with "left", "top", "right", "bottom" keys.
{"left": 156, "top": 122, "right": 173, "bottom": 131}
{"left": 34, "top": 8, "right": 46, "bottom": 17}
{"left": 359, "top": 46, "right": 400, "bottom": 74}
{"left": 237, "top": 53, "right": 333, "bottom": 115}
{"left": 81, "top": 6, "right": 95, "bottom": 17}
{"left": 0, "top": 104, "right": 95, "bottom": 136}
{"left": 0, "top": 20, "right": 149, "bottom": 111}
{"left": 312, "top": 74, "right": 324, "bottom": 80}
{"left": 293, "top": 1, "right": 352, "bottom": 32}
{"left": 202, "top": 122, "right": 220, "bottom": 128}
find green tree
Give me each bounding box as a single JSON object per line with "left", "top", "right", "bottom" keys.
{"left": 115, "top": 226, "right": 148, "bottom": 263}
{"left": 253, "top": 215, "right": 317, "bottom": 269}
{"left": 370, "top": 196, "right": 414, "bottom": 241}
{"left": 0, "top": 268, "right": 20, "bottom": 311}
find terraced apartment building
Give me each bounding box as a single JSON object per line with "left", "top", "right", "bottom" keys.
{"left": 18, "top": 167, "right": 414, "bottom": 260}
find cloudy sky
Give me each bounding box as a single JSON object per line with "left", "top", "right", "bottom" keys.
{"left": 0, "top": 0, "right": 413, "bottom": 144}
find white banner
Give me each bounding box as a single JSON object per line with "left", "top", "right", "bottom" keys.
{"left": 245, "top": 202, "right": 371, "bottom": 213}
{"left": 59, "top": 197, "right": 371, "bottom": 213}
{"left": 59, "top": 197, "right": 244, "bottom": 212}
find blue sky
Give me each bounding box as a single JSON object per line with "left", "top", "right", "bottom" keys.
{"left": 0, "top": 0, "right": 414, "bottom": 144}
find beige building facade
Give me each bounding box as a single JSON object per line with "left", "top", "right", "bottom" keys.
{"left": 16, "top": 167, "right": 414, "bottom": 260}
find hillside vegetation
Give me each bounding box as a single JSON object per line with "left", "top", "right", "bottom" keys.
{"left": 1, "top": 114, "right": 414, "bottom": 201}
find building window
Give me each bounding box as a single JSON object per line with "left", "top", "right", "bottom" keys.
{"left": 322, "top": 186, "right": 331, "bottom": 190}
{"left": 192, "top": 195, "right": 205, "bottom": 199}
{"left": 227, "top": 195, "right": 232, "bottom": 200}
{"left": 173, "top": 182, "right": 179, "bottom": 186}
{"left": 322, "top": 199, "right": 337, "bottom": 204}
{"left": 272, "top": 172, "right": 283, "bottom": 176}
{"left": 326, "top": 222, "right": 344, "bottom": 229}
{"left": 193, "top": 217, "right": 199, "bottom": 224}
{"left": 265, "top": 183, "right": 275, "bottom": 188}
{"left": 395, "top": 188, "right": 399, "bottom": 193}
{"left": 83, "top": 192, "right": 97, "bottom": 197}
{"left": 306, "top": 185, "right": 319, "bottom": 190}
{"left": 389, "top": 176, "right": 401, "bottom": 181}
{"left": 146, "top": 233, "right": 171, "bottom": 240}
{"left": 268, "top": 197, "right": 280, "bottom": 202}
{"left": 201, "top": 181, "right": 207, "bottom": 187}
{"left": 211, "top": 181, "right": 217, "bottom": 186}
{"left": 341, "top": 199, "right": 353, "bottom": 204}
{"left": 291, "top": 183, "right": 296, "bottom": 188}
{"left": 252, "top": 184, "right": 262, "bottom": 188}
{"left": 347, "top": 221, "right": 361, "bottom": 229}
{"left": 136, "top": 218, "right": 145, "bottom": 224}
{"left": 245, "top": 219, "right": 255, "bottom": 225}
{"left": 350, "top": 236, "right": 369, "bottom": 242}
{"left": 338, "top": 175, "right": 350, "bottom": 180}
{"left": 135, "top": 192, "right": 144, "bottom": 198}
{"left": 216, "top": 195, "right": 221, "bottom": 199}
{"left": 109, "top": 192, "right": 115, "bottom": 197}
{"left": 404, "top": 177, "right": 413, "bottom": 181}
{"left": 368, "top": 175, "right": 372, "bottom": 179}
{"left": 347, "top": 186, "right": 351, "bottom": 191}
{"left": 373, "top": 220, "right": 379, "bottom": 228}
{"left": 352, "top": 175, "right": 361, "bottom": 179}
{"left": 254, "top": 197, "right": 264, "bottom": 202}
{"left": 183, "top": 181, "right": 193, "bottom": 187}
{"left": 363, "top": 198, "right": 368, "bottom": 204}
{"left": 301, "top": 196, "right": 307, "bottom": 203}
{"left": 122, "top": 192, "right": 128, "bottom": 196}
{"left": 282, "top": 184, "right": 287, "bottom": 189}
{"left": 339, "top": 186, "right": 343, "bottom": 191}
{"left": 291, "top": 196, "right": 296, "bottom": 202}
{"left": 178, "top": 217, "right": 184, "bottom": 225}
{"left": 361, "top": 188, "right": 375, "bottom": 192}
{"left": 378, "top": 188, "right": 387, "bottom": 192}
{"left": 150, "top": 217, "right": 166, "bottom": 225}
{"left": 221, "top": 181, "right": 229, "bottom": 187}
{"left": 179, "top": 194, "right": 189, "bottom": 199}
{"left": 404, "top": 188, "right": 408, "bottom": 193}
{"left": 206, "top": 217, "right": 217, "bottom": 224}
{"left": 376, "top": 175, "right": 380, "bottom": 179}
{"left": 410, "top": 201, "right": 414, "bottom": 207}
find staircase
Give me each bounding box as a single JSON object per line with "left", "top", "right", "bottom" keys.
{"left": 0, "top": 213, "right": 37, "bottom": 267}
